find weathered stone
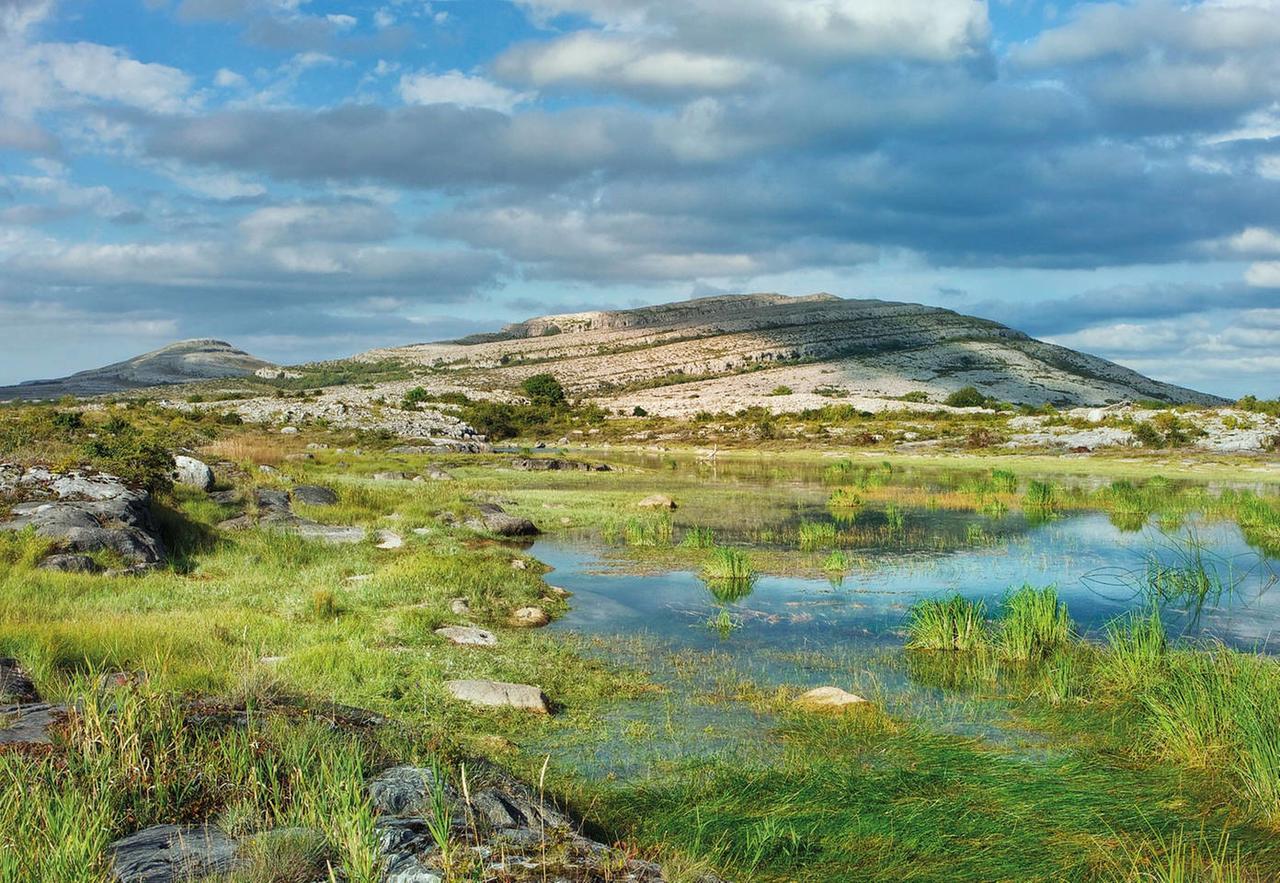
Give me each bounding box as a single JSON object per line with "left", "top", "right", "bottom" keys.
{"left": 435, "top": 625, "right": 497, "bottom": 647}
{"left": 794, "top": 686, "right": 868, "bottom": 710}
{"left": 510, "top": 457, "right": 610, "bottom": 473}
{"left": 444, "top": 679, "right": 549, "bottom": 713}
{"left": 279, "top": 426, "right": 299, "bottom": 435}
{"left": 108, "top": 824, "right": 239, "bottom": 883}
{"left": 37, "top": 553, "right": 103, "bottom": 573}
{"left": 450, "top": 598, "right": 471, "bottom": 616}
{"left": 171, "top": 456, "right": 214, "bottom": 491}
{"left": 0, "top": 466, "right": 166, "bottom": 568}
{"left": 376, "top": 530, "right": 404, "bottom": 550}
{"left": 511, "top": 607, "right": 549, "bottom": 628}
{"left": 637, "top": 494, "right": 677, "bottom": 510}
{"left": 465, "top": 504, "right": 539, "bottom": 537}
{"left": 368, "top": 765, "right": 450, "bottom": 816}
{"left": 0, "top": 658, "right": 39, "bottom": 705}
{"left": 0, "top": 703, "right": 63, "bottom": 745}
{"left": 372, "top": 471, "right": 416, "bottom": 481}
{"left": 291, "top": 485, "right": 338, "bottom": 506}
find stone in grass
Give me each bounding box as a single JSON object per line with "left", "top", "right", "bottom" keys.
{"left": 636, "top": 494, "right": 677, "bottom": 510}
{"left": 291, "top": 485, "right": 338, "bottom": 506}
{"left": 450, "top": 598, "right": 471, "bottom": 615}
{"left": 0, "top": 658, "right": 39, "bottom": 704}
{"left": 171, "top": 456, "right": 214, "bottom": 491}
{"left": 794, "top": 686, "right": 868, "bottom": 711}
{"left": 372, "top": 471, "right": 416, "bottom": 481}
{"left": 368, "top": 764, "right": 452, "bottom": 816}
{"left": 37, "top": 553, "right": 103, "bottom": 573}
{"left": 376, "top": 530, "right": 404, "bottom": 550}
{"left": 108, "top": 824, "right": 239, "bottom": 882}
{"left": 511, "top": 606, "right": 550, "bottom": 628}
{"left": 445, "top": 679, "right": 549, "bottom": 714}
{"left": 435, "top": 625, "right": 497, "bottom": 647}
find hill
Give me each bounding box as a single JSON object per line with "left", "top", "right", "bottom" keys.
{"left": 0, "top": 339, "right": 277, "bottom": 401}
{"left": 363, "top": 293, "right": 1221, "bottom": 414}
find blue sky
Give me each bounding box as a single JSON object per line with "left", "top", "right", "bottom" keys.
{"left": 1, "top": 0, "right": 1279, "bottom": 396}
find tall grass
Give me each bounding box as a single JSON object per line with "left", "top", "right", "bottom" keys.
{"left": 905, "top": 595, "right": 988, "bottom": 651}
{"left": 1099, "top": 607, "right": 1168, "bottom": 692}
{"left": 995, "top": 584, "right": 1072, "bottom": 662}
{"left": 1023, "top": 480, "right": 1058, "bottom": 511}
{"left": 701, "top": 547, "right": 756, "bottom": 603}
{"left": 797, "top": 520, "right": 837, "bottom": 551}
{"left": 680, "top": 526, "right": 716, "bottom": 549}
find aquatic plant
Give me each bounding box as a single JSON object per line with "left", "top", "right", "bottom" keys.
{"left": 702, "top": 547, "right": 755, "bottom": 583}
{"left": 905, "top": 595, "right": 988, "bottom": 652}
{"left": 604, "top": 513, "right": 674, "bottom": 547}
{"left": 990, "top": 469, "right": 1018, "bottom": 494}
{"left": 1023, "top": 480, "right": 1058, "bottom": 511}
{"left": 827, "top": 487, "right": 862, "bottom": 509}
{"left": 706, "top": 609, "right": 741, "bottom": 637}
{"left": 996, "top": 584, "right": 1071, "bottom": 662}
{"left": 884, "top": 504, "right": 906, "bottom": 533}
{"left": 797, "top": 520, "right": 838, "bottom": 551}
{"left": 822, "top": 550, "right": 850, "bottom": 573}
{"left": 1099, "top": 607, "right": 1168, "bottom": 692}
{"left": 680, "top": 526, "right": 717, "bottom": 549}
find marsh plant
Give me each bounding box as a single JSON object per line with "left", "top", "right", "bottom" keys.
{"left": 996, "top": 584, "right": 1072, "bottom": 662}
{"left": 701, "top": 547, "right": 756, "bottom": 603}
{"left": 906, "top": 595, "right": 988, "bottom": 651}
{"left": 797, "top": 520, "right": 838, "bottom": 551}
{"left": 1023, "top": 480, "right": 1058, "bottom": 511}
{"left": 827, "top": 487, "right": 862, "bottom": 509}
{"left": 680, "top": 526, "right": 717, "bottom": 549}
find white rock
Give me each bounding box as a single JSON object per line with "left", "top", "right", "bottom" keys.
{"left": 444, "top": 679, "right": 549, "bottom": 713}
{"left": 172, "top": 455, "right": 214, "bottom": 491}
{"left": 794, "top": 686, "right": 868, "bottom": 710}
{"left": 435, "top": 625, "right": 497, "bottom": 647}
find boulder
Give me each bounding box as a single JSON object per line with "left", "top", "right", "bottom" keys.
{"left": 108, "top": 824, "right": 239, "bottom": 883}
{"left": 450, "top": 598, "right": 471, "bottom": 616}
{"left": 465, "top": 503, "right": 539, "bottom": 537}
{"left": 435, "top": 625, "right": 497, "bottom": 647}
{"left": 794, "top": 686, "right": 868, "bottom": 711}
{"left": 372, "top": 471, "right": 416, "bottom": 481}
{"left": 171, "top": 456, "right": 214, "bottom": 491}
{"left": 510, "top": 458, "right": 610, "bottom": 473}
{"left": 637, "top": 494, "right": 677, "bottom": 510}
{"left": 0, "top": 703, "right": 63, "bottom": 745}
{"left": 444, "top": 679, "right": 549, "bottom": 713}
{"left": 511, "top": 607, "right": 549, "bottom": 628}
{"left": 424, "top": 465, "right": 454, "bottom": 481}
{"left": 291, "top": 485, "right": 338, "bottom": 506}
{"left": 376, "top": 530, "right": 404, "bottom": 550}
{"left": 0, "top": 466, "right": 166, "bottom": 568}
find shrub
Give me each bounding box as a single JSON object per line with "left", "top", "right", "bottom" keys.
{"left": 945, "top": 386, "right": 988, "bottom": 408}
{"left": 768, "top": 386, "right": 794, "bottom": 397}
{"left": 520, "top": 373, "right": 566, "bottom": 407}
{"left": 632, "top": 406, "right": 648, "bottom": 417}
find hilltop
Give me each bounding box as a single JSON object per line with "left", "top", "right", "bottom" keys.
{"left": 364, "top": 293, "right": 1221, "bottom": 414}
{"left": 0, "top": 339, "right": 278, "bottom": 401}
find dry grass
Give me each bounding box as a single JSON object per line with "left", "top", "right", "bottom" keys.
{"left": 200, "top": 433, "right": 294, "bottom": 467}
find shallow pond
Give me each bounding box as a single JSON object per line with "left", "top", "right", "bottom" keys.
{"left": 528, "top": 465, "right": 1280, "bottom": 779}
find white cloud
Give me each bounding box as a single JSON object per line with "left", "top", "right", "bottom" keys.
{"left": 1245, "top": 261, "right": 1280, "bottom": 287}
{"left": 325, "top": 13, "right": 356, "bottom": 30}
{"left": 496, "top": 32, "right": 758, "bottom": 94}
{"left": 398, "top": 70, "right": 532, "bottom": 113}
{"left": 0, "top": 41, "right": 194, "bottom": 118}
{"left": 239, "top": 203, "right": 399, "bottom": 249}
{"left": 214, "top": 67, "right": 248, "bottom": 88}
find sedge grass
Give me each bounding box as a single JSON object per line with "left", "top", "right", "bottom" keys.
{"left": 905, "top": 595, "right": 988, "bottom": 652}
{"left": 996, "top": 584, "right": 1072, "bottom": 662}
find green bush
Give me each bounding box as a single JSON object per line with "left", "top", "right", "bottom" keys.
{"left": 520, "top": 373, "right": 566, "bottom": 407}
{"left": 944, "top": 386, "right": 988, "bottom": 408}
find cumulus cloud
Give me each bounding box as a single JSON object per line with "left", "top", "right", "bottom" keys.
{"left": 398, "top": 70, "right": 532, "bottom": 113}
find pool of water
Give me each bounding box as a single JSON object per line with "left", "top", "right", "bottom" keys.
{"left": 529, "top": 505, "right": 1280, "bottom": 778}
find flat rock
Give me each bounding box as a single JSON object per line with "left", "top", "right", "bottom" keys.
{"left": 510, "top": 457, "right": 610, "bottom": 472}
{"left": 450, "top": 598, "right": 471, "bottom": 616}
{"left": 368, "top": 765, "right": 451, "bottom": 816}
{"left": 376, "top": 530, "right": 404, "bottom": 549}
{"left": 794, "top": 686, "right": 868, "bottom": 710}
{"left": 637, "top": 494, "right": 677, "bottom": 510}
{"left": 445, "top": 679, "right": 549, "bottom": 713}
{"left": 372, "top": 471, "right": 416, "bottom": 481}
{"left": 423, "top": 465, "right": 455, "bottom": 481}
{"left": 291, "top": 484, "right": 339, "bottom": 506}
{"left": 465, "top": 504, "right": 539, "bottom": 537}
{"left": 108, "top": 824, "right": 239, "bottom": 883}
{"left": 511, "top": 606, "right": 549, "bottom": 628}
{"left": 435, "top": 625, "right": 497, "bottom": 646}
{"left": 0, "top": 703, "right": 63, "bottom": 745}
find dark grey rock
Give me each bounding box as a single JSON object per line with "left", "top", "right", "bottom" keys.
{"left": 465, "top": 504, "right": 539, "bottom": 537}
{"left": 108, "top": 824, "right": 239, "bottom": 883}
{"left": 0, "top": 658, "right": 39, "bottom": 704}
{"left": 0, "top": 703, "right": 64, "bottom": 745}
{"left": 291, "top": 485, "right": 339, "bottom": 506}
{"left": 368, "top": 765, "right": 450, "bottom": 816}
{"left": 510, "top": 458, "right": 610, "bottom": 473}
{"left": 37, "top": 553, "right": 103, "bottom": 573}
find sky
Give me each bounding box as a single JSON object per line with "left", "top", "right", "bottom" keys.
{"left": 1, "top": 0, "right": 1279, "bottom": 397}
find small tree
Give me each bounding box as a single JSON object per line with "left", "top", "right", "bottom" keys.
{"left": 945, "top": 386, "right": 987, "bottom": 408}
{"left": 520, "top": 373, "right": 566, "bottom": 407}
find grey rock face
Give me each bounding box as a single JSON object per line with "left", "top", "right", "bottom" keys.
{"left": 0, "top": 465, "right": 166, "bottom": 568}
{"left": 0, "top": 658, "right": 39, "bottom": 705}
{"left": 444, "top": 679, "right": 549, "bottom": 713}
{"left": 510, "top": 458, "right": 610, "bottom": 472}
{"left": 171, "top": 456, "right": 214, "bottom": 491}
{"left": 368, "top": 765, "right": 451, "bottom": 816}
{"left": 108, "top": 825, "right": 240, "bottom": 883}
{"left": 0, "top": 703, "right": 65, "bottom": 745}
{"left": 37, "top": 553, "right": 103, "bottom": 573}
{"left": 291, "top": 485, "right": 339, "bottom": 506}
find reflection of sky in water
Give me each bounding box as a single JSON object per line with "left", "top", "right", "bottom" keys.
{"left": 530, "top": 511, "right": 1279, "bottom": 778}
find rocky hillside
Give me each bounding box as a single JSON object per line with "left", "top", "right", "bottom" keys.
{"left": 364, "top": 293, "right": 1221, "bottom": 414}
{"left": 0, "top": 339, "right": 277, "bottom": 400}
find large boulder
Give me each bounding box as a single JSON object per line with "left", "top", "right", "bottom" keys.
{"left": 465, "top": 503, "right": 539, "bottom": 537}
{"left": 108, "top": 825, "right": 239, "bottom": 883}
{"left": 444, "top": 679, "right": 549, "bottom": 713}
{"left": 510, "top": 457, "right": 609, "bottom": 472}
{"left": 171, "top": 456, "right": 214, "bottom": 491}
{"left": 794, "top": 686, "right": 868, "bottom": 711}
{"left": 637, "top": 494, "right": 677, "bottom": 510}
{"left": 0, "top": 465, "right": 166, "bottom": 568}
{"left": 291, "top": 485, "right": 339, "bottom": 506}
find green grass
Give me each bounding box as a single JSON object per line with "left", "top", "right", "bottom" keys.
{"left": 996, "top": 584, "right": 1072, "bottom": 662}
{"left": 796, "top": 521, "right": 837, "bottom": 551}
{"left": 905, "top": 595, "right": 988, "bottom": 652}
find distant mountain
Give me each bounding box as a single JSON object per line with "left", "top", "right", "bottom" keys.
{"left": 0, "top": 339, "right": 277, "bottom": 400}
{"left": 363, "top": 293, "right": 1223, "bottom": 413}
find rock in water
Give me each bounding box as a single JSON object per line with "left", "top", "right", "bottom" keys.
{"left": 171, "top": 456, "right": 214, "bottom": 491}
{"left": 794, "top": 686, "right": 868, "bottom": 710}
{"left": 435, "top": 625, "right": 497, "bottom": 646}
{"left": 445, "top": 679, "right": 549, "bottom": 713}
{"left": 465, "top": 503, "right": 539, "bottom": 537}
{"left": 291, "top": 485, "right": 338, "bottom": 506}
{"left": 637, "top": 494, "right": 677, "bottom": 510}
